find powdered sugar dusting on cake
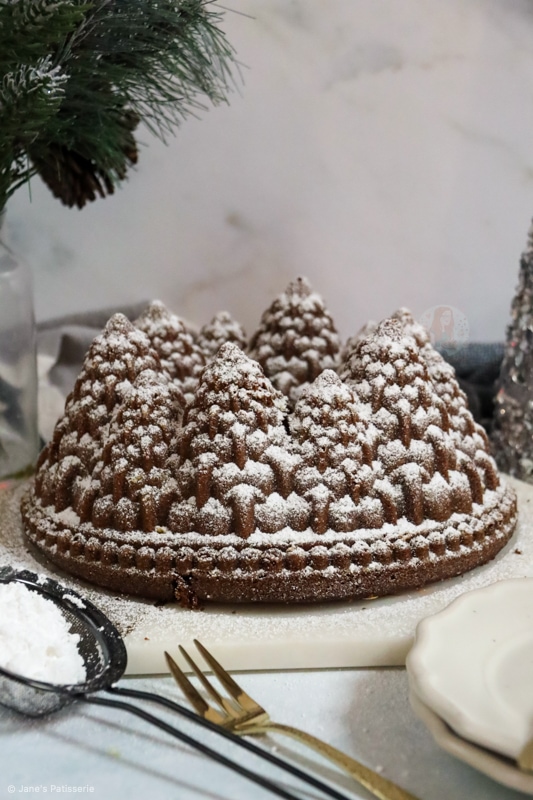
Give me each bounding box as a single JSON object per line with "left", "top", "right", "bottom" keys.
{"left": 338, "top": 317, "right": 501, "bottom": 528}
{"left": 174, "top": 343, "right": 292, "bottom": 538}
{"left": 248, "top": 277, "right": 341, "bottom": 405}
{"left": 391, "top": 308, "right": 431, "bottom": 348}
{"left": 390, "top": 308, "right": 495, "bottom": 465}
{"left": 90, "top": 369, "right": 184, "bottom": 533}
{"left": 33, "top": 314, "right": 164, "bottom": 518}
{"left": 135, "top": 301, "right": 205, "bottom": 404}
{"left": 197, "top": 311, "right": 247, "bottom": 357}
{"left": 22, "top": 289, "right": 517, "bottom": 605}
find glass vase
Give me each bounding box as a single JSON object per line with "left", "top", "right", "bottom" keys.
{"left": 0, "top": 211, "right": 39, "bottom": 479}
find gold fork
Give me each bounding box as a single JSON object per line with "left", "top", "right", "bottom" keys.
{"left": 165, "top": 640, "right": 420, "bottom": 800}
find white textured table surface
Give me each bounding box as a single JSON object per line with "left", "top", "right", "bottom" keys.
{"left": 0, "top": 668, "right": 529, "bottom": 800}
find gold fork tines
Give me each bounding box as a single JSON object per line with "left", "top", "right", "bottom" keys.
{"left": 165, "top": 641, "right": 420, "bottom": 800}
{"left": 166, "top": 647, "right": 226, "bottom": 727}
{"left": 191, "top": 639, "right": 270, "bottom": 726}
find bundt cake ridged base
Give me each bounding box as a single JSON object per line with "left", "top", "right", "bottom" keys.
{"left": 21, "top": 481, "right": 517, "bottom": 604}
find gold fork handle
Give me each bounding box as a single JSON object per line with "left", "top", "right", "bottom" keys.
{"left": 242, "top": 722, "right": 419, "bottom": 800}
{"left": 518, "top": 738, "right": 533, "bottom": 772}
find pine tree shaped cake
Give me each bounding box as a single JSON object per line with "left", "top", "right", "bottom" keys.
{"left": 339, "top": 320, "right": 378, "bottom": 365}
{"left": 340, "top": 319, "right": 500, "bottom": 530}
{"left": 391, "top": 307, "right": 430, "bottom": 348}
{"left": 172, "top": 342, "right": 295, "bottom": 539}
{"left": 390, "top": 309, "right": 493, "bottom": 466}
{"left": 135, "top": 301, "right": 205, "bottom": 404}
{"left": 196, "top": 311, "right": 247, "bottom": 357}
{"left": 290, "top": 370, "right": 379, "bottom": 533}
{"left": 248, "top": 277, "right": 341, "bottom": 403}
{"left": 22, "top": 284, "right": 517, "bottom": 605}
{"left": 33, "top": 314, "right": 162, "bottom": 515}
{"left": 91, "top": 370, "right": 183, "bottom": 533}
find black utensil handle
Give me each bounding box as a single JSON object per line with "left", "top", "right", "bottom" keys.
{"left": 80, "top": 693, "right": 300, "bottom": 800}
{"left": 108, "top": 685, "right": 351, "bottom": 800}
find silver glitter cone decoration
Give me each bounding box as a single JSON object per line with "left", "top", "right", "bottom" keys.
{"left": 492, "top": 219, "right": 533, "bottom": 480}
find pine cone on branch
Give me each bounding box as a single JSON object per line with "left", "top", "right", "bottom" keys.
{"left": 30, "top": 110, "right": 139, "bottom": 208}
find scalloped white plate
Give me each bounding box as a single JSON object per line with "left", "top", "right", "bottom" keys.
{"left": 407, "top": 578, "right": 533, "bottom": 760}
{"left": 409, "top": 689, "right": 533, "bottom": 794}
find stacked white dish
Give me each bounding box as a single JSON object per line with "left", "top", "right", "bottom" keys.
{"left": 406, "top": 578, "right": 533, "bottom": 794}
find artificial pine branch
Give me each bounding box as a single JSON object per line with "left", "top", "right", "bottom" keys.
{"left": 0, "top": 0, "right": 237, "bottom": 210}
{"left": 0, "top": 1, "right": 88, "bottom": 68}
{"left": 1, "top": 57, "right": 68, "bottom": 144}
{"left": 0, "top": 56, "right": 68, "bottom": 206}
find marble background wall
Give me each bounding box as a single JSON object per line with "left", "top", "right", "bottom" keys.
{"left": 8, "top": 0, "right": 533, "bottom": 343}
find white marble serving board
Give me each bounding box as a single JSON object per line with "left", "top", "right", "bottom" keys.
{"left": 1, "top": 477, "right": 531, "bottom": 676}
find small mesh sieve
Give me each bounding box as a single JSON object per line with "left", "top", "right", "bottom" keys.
{"left": 0, "top": 567, "right": 351, "bottom": 800}
{"left": 0, "top": 565, "right": 125, "bottom": 716}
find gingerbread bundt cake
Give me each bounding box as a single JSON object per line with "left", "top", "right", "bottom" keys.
{"left": 21, "top": 280, "right": 517, "bottom": 604}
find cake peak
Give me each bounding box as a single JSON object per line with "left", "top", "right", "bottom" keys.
{"left": 285, "top": 275, "right": 312, "bottom": 298}
{"left": 374, "top": 318, "right": 405, "bottom": 342}
{"left": 196, "top": 311, "right": 247, "bottom": 361}
{"left": 137, "top": 299, "right": 171, "bottom": 322}
{"left": 207, "top": 341, "right": 270, "bottom": 385}
{"left": 135, "top": 300, "right": 205, "bottom": 401}
{"left": 248, "top": 276, "right": 340, "bottom": 402}
{"left": 102, "top": 312, "right": 135, "bottom": 335}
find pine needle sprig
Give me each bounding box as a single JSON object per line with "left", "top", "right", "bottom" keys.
{"left": 0, "top": 56, "right": 68, "bottom": 205}
{"left": 0, "top": 0, "right": 237, "bottom": 210}
{"left": 1, "top": 58, "right": 68, "bottom": 143}
{"left": 0, "top": 1, "right": 89, "bottom": 70}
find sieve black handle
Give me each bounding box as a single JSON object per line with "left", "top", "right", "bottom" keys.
{"left": 108, "top": 685, "right": 352, "bottom": 800}
{"left": 80, "top": 693, "right": 301, "bottom": 800}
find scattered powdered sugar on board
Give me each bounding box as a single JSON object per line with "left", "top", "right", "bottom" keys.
{"left": 1, "top": 478, "right": 532, "bottom": 675}
{"left": 0, "top": 582, "right": 86, "bottom": 684}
